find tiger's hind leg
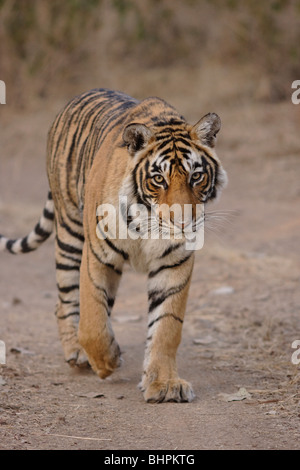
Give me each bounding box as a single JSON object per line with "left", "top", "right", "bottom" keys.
{"left": 55, "top": 216, "right": 89, "bottom": 368}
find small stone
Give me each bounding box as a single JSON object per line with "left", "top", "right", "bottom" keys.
{"left": 265, "top": 410, "right": 276, "bottom": 416}
{"left": 114, "top": 315, "right": 141, "bottom": 323}
{"left": 210, "top": 286, "right": 235, "bottom": 296}
{"left": 193, "top": 335, "right": 214, "bottom": 345}
{"left": 0, "top": 376, "right": 7, "bottom": 386}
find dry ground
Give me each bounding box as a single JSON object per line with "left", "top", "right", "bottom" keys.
{"left": 0, "top": 80, "right": 300, "bottom": 450}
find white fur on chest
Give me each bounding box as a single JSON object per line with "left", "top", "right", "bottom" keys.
{"left": 123, "top": 237, "right": 187, "bottom": 274}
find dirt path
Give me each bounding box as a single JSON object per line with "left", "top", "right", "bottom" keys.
{"left": 0, "top": 99, "right": 300, "bottom": 450}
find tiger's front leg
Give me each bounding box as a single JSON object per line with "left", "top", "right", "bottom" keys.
{"left": 141, "top": 253, "right": 195, "bottom": 403}
{"left": 78, "top": 241, "right": 123, "bottom": 379}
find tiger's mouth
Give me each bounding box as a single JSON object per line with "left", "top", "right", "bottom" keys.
{"left": 153, "top": 212, "right": 205, "bottom": 237}
{"left": 154, "top": 204, "right": 205, "bottom": 236}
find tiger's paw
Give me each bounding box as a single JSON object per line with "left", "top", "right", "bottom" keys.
{"left": 89, "top": 339, "right": 122, "bottom": 380}
{"left": 65, "top": 345, "right": 90, "bottom": 369}
{"left": 142, "top": 378, "right": 195, "bottom": 403}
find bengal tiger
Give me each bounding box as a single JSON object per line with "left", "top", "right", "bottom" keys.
{"left": 0, "top": 89, "right": 227, "bottom": 403}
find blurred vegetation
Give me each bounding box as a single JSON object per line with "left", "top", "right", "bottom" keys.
{"left": 0, "top": 0, "right": 300, "bottom": 106}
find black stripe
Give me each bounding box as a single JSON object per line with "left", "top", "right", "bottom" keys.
{"left": 148, "top": 254, "right": 192, "bottom": 278}
{"left": 61, "top": 217, "right": 84, "bottom": 242}
{"left": 95, "top": 100, "right": 137, "bottom": 150}
{"left": 174, "top": 136, "right": 192, "bottom": 147}
{"left": 21, "top": 237, "right": 35, "bottom": 253}
{"left": 156, "top": 137, "right": 174, "bottom": 151}
{"left": 75, "top": 136, "right": 88, "bottom": 186}
{"left": 86, "top": 251, "right": 116, "bottom": 315}
{"left": 87, "top": 233, "right": 122, "bottom": 276}
{"left": 86, "top": 255, "right": 109, "bottom": 315}
{"left": 66, "top": 132, "right": 78, "bottom": 208}
{"left": 96, "top": 223, "right": 128, "bottom": 260}
{"left": 154, "top": 118, "right": 185, "bottom": 127}
{"left": 57, "top": 284, "right": 79, "bottom": 293}
{"left": 56, "top": 311, "right": 80, "bottom": 320}
{"left": 148, "top": 312, "right": 183, "bottom": 329}
{"left": 43, "top": 208, "right": 54, "bottom": 221}
{"left": 58, "top": 297, "right": 79, "bottom": 306}
{"left": 34, "top": 222, "right": 52, "bottom": 239}
{"left": 175, "top": 145, "right": 192, "bottom": 155}
{"left": 159, "top": 242, "right": 183, "bottom": 259}
{"left": 159, "top": 152, "right": 172, "bottom": 162}
{"left": 60, "top": 252, "right": 81, "bottom": 264}
{"left": 56, "top": 236, "right": 82, "bottom": 255}
{"left": 68, "top": 215, "right": 83, "bottom": 227}
{"left": 104, "top": 235, "right": 129, "bottom": 260}
{"left": 148, "top": 275, "right": 191, "bottom": 313}
{"left": 56, "top": 263, "right": 80, "bottom": 271}
{"left": 132, "top": 160, "right": 152, "bottom": 210}
{"left": 6, "top": 239, "right": 17, "bottom": 254}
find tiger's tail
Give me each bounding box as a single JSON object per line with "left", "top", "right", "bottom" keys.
{"left": 0, "top": 191, "right": 55, "bottom": 254}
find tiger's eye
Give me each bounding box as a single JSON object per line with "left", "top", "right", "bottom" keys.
{"left": 153, "top": 174, "right": 164, "bottom": 184}
{"left": 191, "top": 172, "right": 202, "bottom": 181}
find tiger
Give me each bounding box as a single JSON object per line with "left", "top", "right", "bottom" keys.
{"left": 0, "top": 88, "right": 227, "bottom": 403}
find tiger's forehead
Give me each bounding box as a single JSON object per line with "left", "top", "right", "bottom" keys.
{"left": 144, "top": 123, "right": 209, "bottom": 175}
{"left": 149, "top": 147, "right": 205, "bottom": 175}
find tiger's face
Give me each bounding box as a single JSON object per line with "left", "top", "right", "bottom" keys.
{"left": 122, "top": 113, "right": 227, "bottom": 238}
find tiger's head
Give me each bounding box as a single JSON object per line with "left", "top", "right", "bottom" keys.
{"left": 121, "top": 112, "right": 227, "bottom": 239}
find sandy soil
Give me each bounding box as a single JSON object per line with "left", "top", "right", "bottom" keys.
{"left": 0, "top": 91, "right": 300, "bottom": 450}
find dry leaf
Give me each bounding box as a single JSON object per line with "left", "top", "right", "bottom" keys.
{"left": 76, "top": 391, "right": 105, "bottom": 399}
{"left": 10, "top": 346, "right": 35, "bottom": 355}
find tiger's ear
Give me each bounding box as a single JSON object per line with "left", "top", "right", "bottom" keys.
{"left": 123, "top": 123, "right": 153, "bottom": 156}
{"left": 192, "top": 113, "right": 221, "bottom": 148}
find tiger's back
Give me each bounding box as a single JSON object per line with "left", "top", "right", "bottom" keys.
{"left": 47, "top": 89, "right": 138, "bottom": 221}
